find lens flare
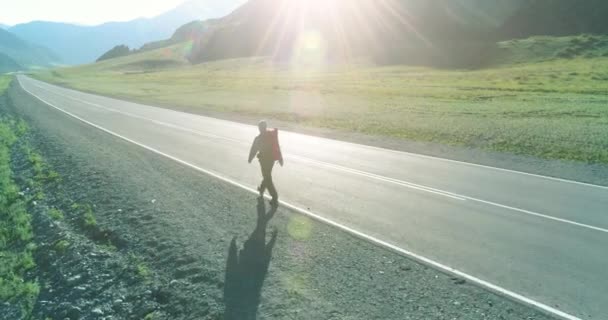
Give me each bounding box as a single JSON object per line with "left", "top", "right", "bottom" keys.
{"left": 301, "top": 30, "right": 322, "bottom": 51}
{"left": 287, "top": 215, "right": 313, "bottom": 240}
{"left": 291, "top": 29, "right": 327, "bottom": 67}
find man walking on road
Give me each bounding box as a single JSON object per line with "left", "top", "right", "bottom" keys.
{"left": 249, "top": 120, "right": 283, "bottom": 207}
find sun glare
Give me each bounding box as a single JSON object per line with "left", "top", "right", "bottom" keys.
{"left": 251, "top": 0, "right": 427, "bottom": 67}
{"left": 300, "top": 31, "right": 322, "bottom": 51}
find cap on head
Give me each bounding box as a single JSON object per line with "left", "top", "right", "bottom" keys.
{"left": 258, "top": 120, "right": 268, "bottom": 133}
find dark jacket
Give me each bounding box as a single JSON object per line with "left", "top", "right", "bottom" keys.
{"left": 248, "top": 130, "right": 283, "bottom": 164}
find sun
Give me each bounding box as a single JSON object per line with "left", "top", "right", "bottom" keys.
{"left": 252, "top": 0, "right": 426, "bottom": 66}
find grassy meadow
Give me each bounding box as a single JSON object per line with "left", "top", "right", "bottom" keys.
{"left": 0, "top": 75, "right": 11, "bottom": 93}
{"left": 33, "top": 36, "right": 608, "bottom": 164}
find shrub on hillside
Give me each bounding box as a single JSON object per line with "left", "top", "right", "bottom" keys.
{"left": 97, "top": 45, "right": 131, "bottom": 62}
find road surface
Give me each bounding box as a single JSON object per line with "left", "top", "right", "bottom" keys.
{"left": 17, "top": 75, "right": 608, "bottom": 320}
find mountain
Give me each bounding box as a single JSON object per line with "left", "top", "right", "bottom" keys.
{"left": 453, "top": 0, "right": 526, "bottom": 28}
{"left": 0, "top": 52, "right": 22, "bottom": 73}
{"left": 97, "top": 19, "right": 215, "bottom": 62}
{"left": 500, "top": 0, "right": 608, "bottom": 39}
{"left": 9, "top": 0, "right": 246, "bottom": 65}
{"left": 188, "top": 0, "right": 525, "bottom": 67}
{"left": 0, "top": 24, "right": 8, "bottom": 30}
{"left": 0, "top": 28, "right": 60, "bottom": 68}
{"left": 139, "top": 20, "right": 213, "bottom": 52}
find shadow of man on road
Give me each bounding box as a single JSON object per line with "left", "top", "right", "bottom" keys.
{"left": 224, "top": 198, "right": 278, "bottom": 320}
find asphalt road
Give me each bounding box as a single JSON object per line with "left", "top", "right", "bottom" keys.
{"left": 17, "top": 75, "right": 608, "bottom": 320}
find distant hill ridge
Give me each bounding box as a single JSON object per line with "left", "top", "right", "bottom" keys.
{"left": 140, "top": 20, "right": 212, "bottom": 52}
{"left": 0, "top": 28, "right": 59, "bottom": 71}
{"left": 184, "top": 0, "right": 526, "bottom": 67}
{"left": 500, "top": 0, "right": 608, "bottom": 39}
{"left": 0, "top": 52, "right": 22, "bottom": 73}
{"left": 96, "top": 20, "right": 214, "bottom": 62}
{"left": 26, "top": 0, "right": 608, "bottom": 68}
{"left": 176, "top": 0, "right": 608, "bottom": 67}
{"left": 8, "top": 0, "right": 245, "bottom": 65}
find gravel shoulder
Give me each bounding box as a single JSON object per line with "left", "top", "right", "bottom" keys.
{"left": 6, "top": 81, "right": 558, "bottom": 319}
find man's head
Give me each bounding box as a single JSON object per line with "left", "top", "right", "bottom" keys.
{"left": 258, "top": 120, "right": 268, "bottom": 134}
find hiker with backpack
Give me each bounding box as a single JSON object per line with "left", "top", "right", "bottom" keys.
{"left": 248, "top": 120, "right": 283, "bottom": 207}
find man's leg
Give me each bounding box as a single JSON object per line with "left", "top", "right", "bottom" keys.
{"left": 261, "top": 160, "right": 278, "bottom": 204}
{"left": 258, "top": 161, "right": 267, "bottom": 197}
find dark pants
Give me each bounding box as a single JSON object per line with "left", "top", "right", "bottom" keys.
{"left": 259, "top": 159, "right": 278, "bottom": 201}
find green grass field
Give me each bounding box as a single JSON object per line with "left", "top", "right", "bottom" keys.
{"left": 33, "top": 36, "right": 608, "bottom": 164}
{"left": 0, "top": 75, "right": 11, "bottom": 93}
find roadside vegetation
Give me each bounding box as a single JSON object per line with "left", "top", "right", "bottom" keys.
{"left": 0, "top": 78, "right": 164, "bottom": 318}
{"left": 0, "top": 76, "right": 39, "bottom": 318}
{"left": 0, "top": 76, "right": 12, "bottom": 93}
{"left": 33, "top": 35, "right": 608, "bottom": 164}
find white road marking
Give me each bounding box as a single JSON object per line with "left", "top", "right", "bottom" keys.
{"left": 18, "top": 75, "right": 583, "bottom": 320}
{"left": 27, "top": 79, "right": 608, "bottom": 234}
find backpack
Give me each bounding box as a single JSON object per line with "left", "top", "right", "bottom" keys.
{"left": 269, "top": 129, "right": 282, "bottom": 162}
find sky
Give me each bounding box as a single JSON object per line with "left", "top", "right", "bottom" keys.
{"left": 0, "top": 0, "right": 185, "bottom": 26}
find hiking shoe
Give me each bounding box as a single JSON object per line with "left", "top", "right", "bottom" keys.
{"left": 270, "top": 198, "right": 279, "bottom": 207}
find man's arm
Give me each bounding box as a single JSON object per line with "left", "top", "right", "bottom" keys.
{"left": 248, "top": 138, "right": 258, "bottom": 163}
{"left": 274, "top": 129, "right": 284, "bottom": 166}
{"left": 277, "top": 145, "right": 284, "bottom": 166}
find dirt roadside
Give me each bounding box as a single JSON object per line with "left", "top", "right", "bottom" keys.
{"left": 4, "top": 81, "right": 557, "bottom": 319}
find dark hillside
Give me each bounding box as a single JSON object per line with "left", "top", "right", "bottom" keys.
{"left": 97, "top": 45, "right": 132, "bottom": 62}
{"left": 500, "top": 0, "right": 608, "bottom": 39}
{"left": 0, "top": 28, "right": 59, "bottom": 67}
{"left": 190, "top": 0, "right": 515, "bottom": 67}
{"left": 0, "top": 52, "right": 23, "bottom": 73}
{"left": 139, "top": 20, "right": 213, "bottom": 52}
{"left": 9, "top": 0, "right": 245, "bottom": 64}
